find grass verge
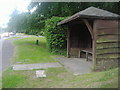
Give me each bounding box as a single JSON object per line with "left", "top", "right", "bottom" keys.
{"left": 12, "top": 36, "right": 59, "bottom": 64}
{"left": 2, "top": 67, "right": 118, "bottom": 88}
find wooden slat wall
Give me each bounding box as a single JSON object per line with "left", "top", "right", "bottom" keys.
{"left": 94, "top": 20, "right": 119, "bottom": 70}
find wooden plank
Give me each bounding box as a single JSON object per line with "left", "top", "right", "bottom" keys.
{"left": 97, "top": 52, "right": 120, "bottom": 55}
{"left": 97, "top": 41, "right": 120, "bottom": 44}
{"left": 97, "top": 28, "right": 118, "bottom": 35}
{"left": 70, "top": 48, "right": 79, "bottom": 57}
{"left": 96, "top": 58, "right": 119, "bottom": 61}
{"left": 97, "top": 47, "right": 120, "bottom": 50}
{"left": 97, "top": 35, "right": 118, "bottom": 43}
{"left": 80, "top": 50, "right": 92, "bottom": 61}
{"left": 94, "top": 20, "right": 119, "bottom": 29}
{"left": 96, "top": 39, "right": 119, "bottom": 43}
{"left": 97, "top": 27, "right": 118, "bottom": 30}
{"left": 98, "top": 34, "right": 120, "bottom": 36}
{"left": 96, "top": 43, "right": 118, "bottom": 49}
{"left": 96, "top": 48, "right": 119, "bottom": 54}
{"left": 97, "top": 53, "right": 119, "bottom": 59}
{"left": 97, "top": 34, "right": 118, "bottom": 39}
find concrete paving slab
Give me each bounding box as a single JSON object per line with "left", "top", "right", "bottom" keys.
{"left": 57, "top": 57, "right": 93, "bottom": 75}
{"left": 36, "top": 70, "right": 46, "bottom": 77}
{"left": 13, "top": 62, "right": 62, "bottom": 70}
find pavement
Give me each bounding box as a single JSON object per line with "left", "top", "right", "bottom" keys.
{"left": 57, "top": 57, "right": 93, "bottom": 75}
{"left": 1, "top": 39, "right": 14, "bottom": 72}
{"left": 0, "top": 39, "right": 3, "bottom": 73}
{"left": 0, "top": 35, "right": 33, "bottom": 72}
{"left": 13, "top": 62, "right": 62, "bottom": 70}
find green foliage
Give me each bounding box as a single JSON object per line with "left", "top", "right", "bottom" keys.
{"left": 45, "top": 17, "right": 67, "bottom": 53}
{"left": 24, "top": 12, "right": 45, "bottom": 35}
{"left": 7, "top": 11, "right": 45, "bottom": 35}
{"left": 7, "top": 2, "right": 119, "bottom": 35}
{"left": 7, "top": 10, "right": 29, "bottom": 33}
{"left": 51, "top": 48, "right": 67, "bottom": 56}
{"left": 28, "top": 2, "right": 119, "bottom": 18}
{"left": 39, "top": 31, "right": 44, "bottom": 36}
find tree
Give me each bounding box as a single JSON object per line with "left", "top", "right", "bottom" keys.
{"left": 25, "top": 12, "right": 45, "bottom": 35}
{"left": 7, "top": 2, "right": 119, "bottom": 34}
{"left": 7, "top": 11, "right": 29, "bottom": 33}
{"left": 28, "top": 2, "right": 119, "bottom": 17}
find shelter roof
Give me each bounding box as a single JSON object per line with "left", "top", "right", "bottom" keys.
{"left": 58, "top": 7, "right": 120, "bottom": 25}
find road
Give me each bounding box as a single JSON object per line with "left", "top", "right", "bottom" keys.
{"left": 0, "top": 38, "right": 14, "bottom": 72}
{"left": 0, "top": 39, "right": 3, "bottom": 73}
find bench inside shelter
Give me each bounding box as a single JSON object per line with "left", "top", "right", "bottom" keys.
{"left": 79, "top": 49, "right": 93, "bottom": 61}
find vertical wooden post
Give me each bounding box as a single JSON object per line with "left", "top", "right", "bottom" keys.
{"left": 67, "top": 29, "right": 70, "bottom": 58}
{"left": 83, "top": 19, "right": 96, "bottom": 69}
{"left": 86, "top": 51, "right": 88, "bottom": 61}
{"left": 78, "top": 50, "right": 81, "bottom": 58}
{"left": 92, "top": 40, "right": 96, "bottom": 69}
{"left": 93, "top": 20, "right": 97, "bottom": 70}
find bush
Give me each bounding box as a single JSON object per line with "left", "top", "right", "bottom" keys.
{"left": 45, "top": 17, "right": 67, "bottom": 54}
{"left": 39, "top": 31, "right": 44, "bottom": 36}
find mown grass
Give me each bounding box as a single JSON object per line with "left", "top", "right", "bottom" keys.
{"left": 12, "top": 36, "right": 58, "bottom": 64}
{"left": 2, "top": 68, "right": 26, "bottom": 88}
{"left": 2, "top": 67, "right": 118, "bottom": 88}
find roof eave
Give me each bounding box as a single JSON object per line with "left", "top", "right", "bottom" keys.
{"left": 58, "top": 15, "right": 120, "bottom": 26}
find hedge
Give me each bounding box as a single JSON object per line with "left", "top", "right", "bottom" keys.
{"left": 45, "top": 17, "right": 67, "bottom": 54}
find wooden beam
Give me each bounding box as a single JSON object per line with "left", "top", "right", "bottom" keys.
{"left": 83, "top": 19, "right": 94, "bottom": 40}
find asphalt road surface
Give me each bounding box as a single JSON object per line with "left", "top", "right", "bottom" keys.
{"left": 0, "top": 39, "right": 3, "bottom": 73}
{"left": 0, "top": 38, "right": 14, "bottom": 72}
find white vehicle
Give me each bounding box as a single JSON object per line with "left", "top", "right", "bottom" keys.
{"left": 1, "top": 32, "right": 9, "bottom": 37}
{"left": 9, "top": 32, "right": 14, "bottom": 36}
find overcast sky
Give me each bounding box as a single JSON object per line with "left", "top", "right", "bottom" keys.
{"left": 0, "top": 0, "right": 31, "bottom": 28}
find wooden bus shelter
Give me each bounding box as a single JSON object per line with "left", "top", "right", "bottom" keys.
{"left": 58, "top": 7, "right": 120, "bottom": 70}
